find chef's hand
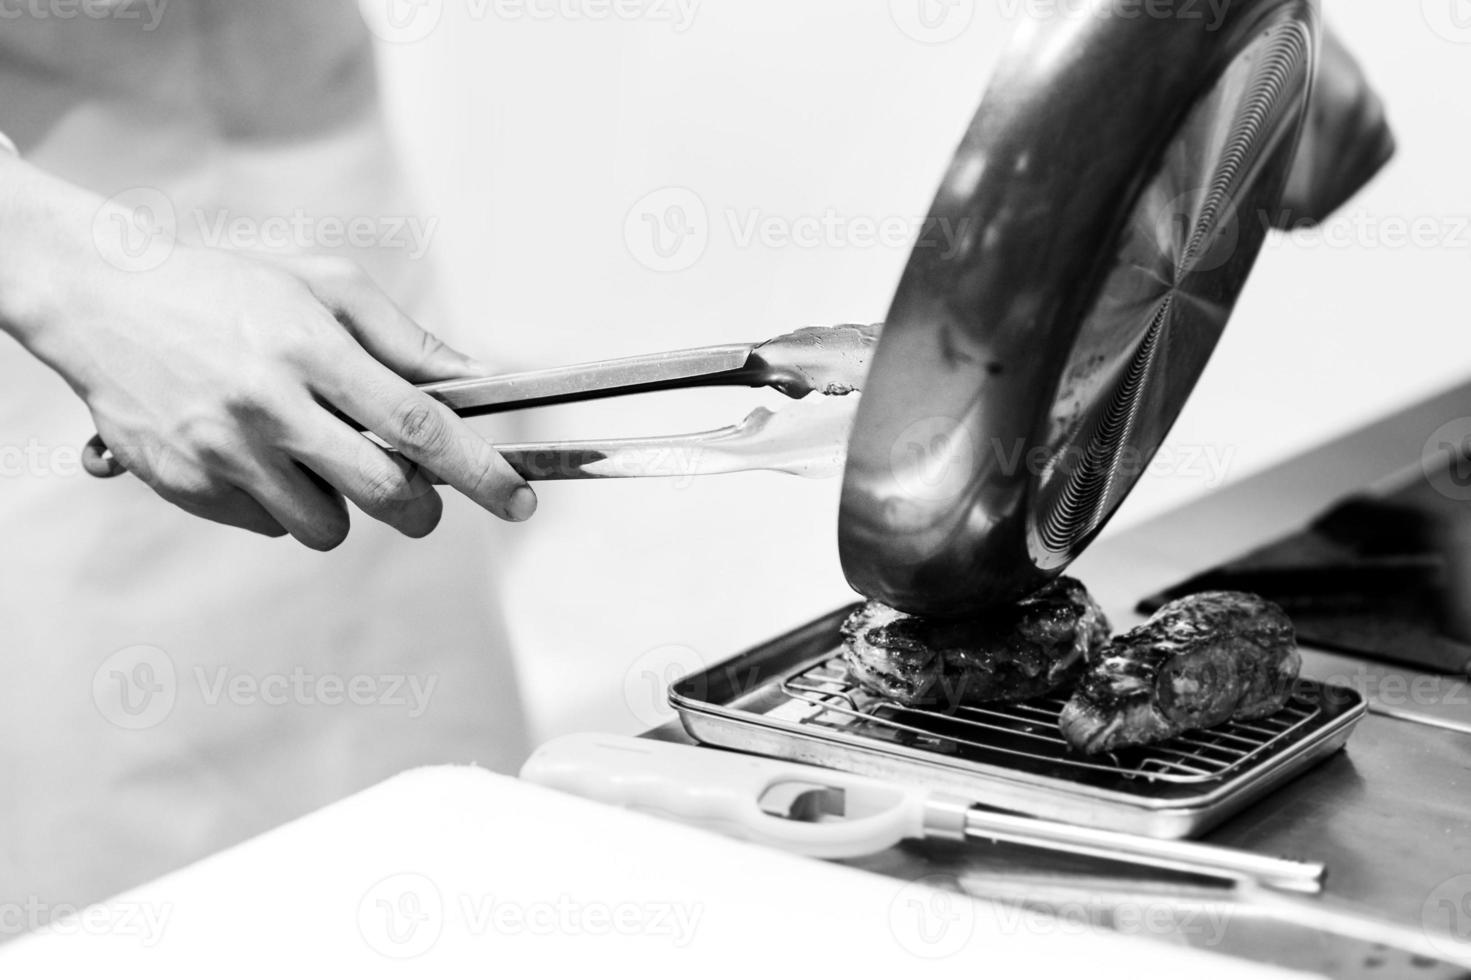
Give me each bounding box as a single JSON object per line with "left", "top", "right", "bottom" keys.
{"left": 0, "top": 156, "right": 536, "bottom": 549}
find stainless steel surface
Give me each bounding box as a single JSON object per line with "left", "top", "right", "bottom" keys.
{"left": 961, "top": 807, "right": 1325, "bottom": 894}
{"left": 421, "top": 323, "right": 879, "bottom": 417}
{"left": 839, "top": 0, "right": 1341, "bottom": 616}
{"left": 423, "top": 343, "right": 754, "bottom": 416}
{"left": 495, "top": 398, "right": 854, "bottom": 481}
{"left": 781, "top": 658, "right": 1329, "bottom": 786}
{"left": 669, "top": 610, "right": 1365, "bottom": 839}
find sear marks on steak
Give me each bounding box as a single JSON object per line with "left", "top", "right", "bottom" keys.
{"left": 1060, "top": 592, "right": 1301, "bottom": 755}
{"left": 841, "top": 577, "right": 1110, "bottom": 709}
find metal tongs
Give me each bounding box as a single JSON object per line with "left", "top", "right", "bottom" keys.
{"left": 423, "top": 323, "right": 876, "bottom": 481}
{"left": 82, "top": 324, "right": 878, "bottom": 482}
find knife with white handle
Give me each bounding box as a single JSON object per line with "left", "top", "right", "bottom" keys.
{"left": 520, "top": 734, "right": 1325, "bottom": 894}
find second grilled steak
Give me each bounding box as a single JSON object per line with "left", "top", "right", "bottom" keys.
{"left": 841, "top": 577, "right": 1110, "bottom": 709}
{"left": 1060, "top": 592, "right": 1301, "bottom": 755}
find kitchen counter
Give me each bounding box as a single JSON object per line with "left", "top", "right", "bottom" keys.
{"left": 0, "top": 766, "right": 1310, "bottom": 978}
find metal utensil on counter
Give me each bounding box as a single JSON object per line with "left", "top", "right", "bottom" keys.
{"left": 80, "top": 324, "right": 878, "bottom": 480}
{"left": 520, "top": 733, "right": 1325, "bottom": 894}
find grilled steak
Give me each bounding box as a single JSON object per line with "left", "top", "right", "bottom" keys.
{"left": 1060, "top": 592, "right": 1301, "bottom": 755}
{"left": 841, "top": 577, "right": 1110, "bottom": 709}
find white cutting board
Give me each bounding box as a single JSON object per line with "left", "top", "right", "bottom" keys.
{"left": 1, "top": 766, "right": 1316, "bottom": 978}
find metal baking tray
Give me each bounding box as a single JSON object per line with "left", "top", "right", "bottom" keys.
{"left": 670, "top": 606, "right": 1368, "bottom": 839}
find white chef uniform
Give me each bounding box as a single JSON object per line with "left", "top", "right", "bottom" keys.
{"left": 0, "top": 0, "right": 527, "bottom": 922}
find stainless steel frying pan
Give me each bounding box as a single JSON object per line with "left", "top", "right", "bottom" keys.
{"left": 838, "top": 0, "right": 1392, "bottom": 615}
{"left": 86, "top": 1, "right": 1392, "bottom": 617}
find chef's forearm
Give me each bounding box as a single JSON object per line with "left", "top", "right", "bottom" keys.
{"left": 0, "top": 150, "right": 115, "bottom": 384}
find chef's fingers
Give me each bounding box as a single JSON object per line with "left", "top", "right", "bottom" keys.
{"left": 292, "top": 256, "right": 486, "bottom": 383}
{"left": 160, "top": 484, "right": 290, "bottom": 539}
{"left": 97, "top": 431, "right": 290, "bottom": 539}
{"left": 289, "top": 416, "right": 445, "bottom": 539}
{"left": 313, "top": 350, "right": 537, "bottom": 524}
{"left": 240, "top": 458, "right": 354, "bottom": 552}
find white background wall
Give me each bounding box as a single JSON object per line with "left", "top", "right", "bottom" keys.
{"left": 366, "top": 0, "right": 1471, "bottom": 748}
